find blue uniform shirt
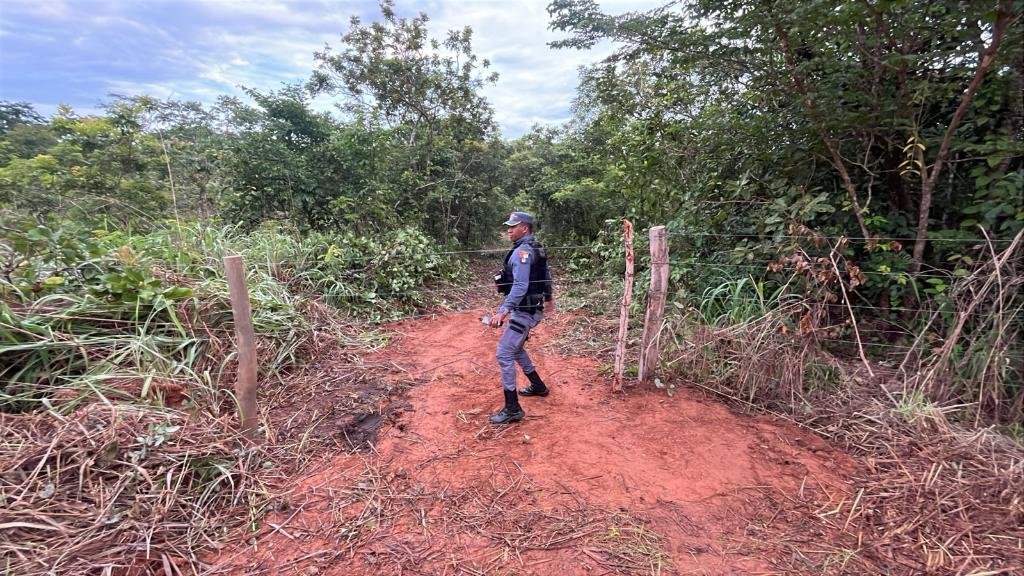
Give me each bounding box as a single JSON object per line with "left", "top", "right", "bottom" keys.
{"left": 498, "top": 234, "right": 538, "bottom": 315}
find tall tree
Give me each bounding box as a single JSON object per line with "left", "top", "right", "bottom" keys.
{"left": 308, "top": 1, "right": 506, "bottom": 243}
{"left": 309, "top": 0, "right": 498, "bottom": 169}
{"left": 0, "top": 101, "right": 44, "bottom": 136}
{"left": 547, "top": 0, "right": 1024, "bottom": 272}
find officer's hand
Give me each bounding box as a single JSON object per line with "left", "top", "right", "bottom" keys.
{"left": 489, "top": 311, "right": 507, "bottom": 328}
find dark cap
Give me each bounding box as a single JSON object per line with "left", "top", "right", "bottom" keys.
{"left": 503, "top": 211, "right": 534, "bottom": 226}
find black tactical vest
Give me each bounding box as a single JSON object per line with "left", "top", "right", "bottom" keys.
{"left": 495, "top": 239, "right": 552, "bottom": 310}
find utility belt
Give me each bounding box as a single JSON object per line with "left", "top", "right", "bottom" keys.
{"left": 513, "top": 294, "right": 545, "bottom": 313}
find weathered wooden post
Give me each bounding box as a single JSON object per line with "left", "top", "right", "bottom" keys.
{"left": 223, "top": 255, "right": 259, "bottom": 441}
{"left": 639, "top": 226, "right": 668, "bottom": 383}
{"left": 613, "top": 220, "right": 635, "bottom": 392}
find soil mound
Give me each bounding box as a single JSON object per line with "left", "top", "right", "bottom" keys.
{"left": 212, "top": 311, "right": 856, "bottom": 575}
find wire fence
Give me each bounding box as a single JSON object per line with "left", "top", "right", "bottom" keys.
{"left": 663, "top": 230, "right": 1016, "bottom": 245}
{"left": 5, "top": 229, "right": 1021, "bottom": 378}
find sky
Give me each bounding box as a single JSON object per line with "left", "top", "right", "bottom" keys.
{"left": 0, "top": 0, "right": 658, "bottom": 138}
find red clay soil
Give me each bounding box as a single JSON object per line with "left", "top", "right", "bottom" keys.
{"left": 211, "top": 310, "right": 859, "bottom": 576}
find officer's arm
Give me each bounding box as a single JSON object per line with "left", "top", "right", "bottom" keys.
{"left": 498, "top": 251, "right": 531, "bottom": 314}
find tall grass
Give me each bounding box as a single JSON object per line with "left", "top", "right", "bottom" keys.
{"left": 661, "top": 232, "right": 1023, "bottom": 427}
{"left": 0, "top": 220, "right": 464, "bottom": 413}
{"left": 663, "top": 275, "right": 839, "bottom": 409}
{"left": 694, "top": 275, "right": 797, "bottom": 326}
{"left": 653, "top": 246, "right": 1024, "bottom": 575}
{"left": 906, "top": 230, "right": 1024, "bottom": 425}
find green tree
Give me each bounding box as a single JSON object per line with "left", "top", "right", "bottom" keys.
{"left": 309, "top": 0, "right": 507, "bottom": 243}
{"left": 219, "top": 87, "right": 398, "bottom": 233}
{"left": 1, "top": 100, "right": 170, "bottom": 224}
{"left": 310, "top": 0, "right": 498, "bottom": 168}
{"left": 0, "top": 101, "right": 43, "bottom": 135}
{"left": 547, "top": 0, "right": 1024, "bottom": 274}
{"left": 0, "top": 102, "right": 56, "bottom": 166}
{"left": 149, "top": 99, "right": 233, "bottom": 220}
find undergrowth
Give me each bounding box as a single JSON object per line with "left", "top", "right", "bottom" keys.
{"left": 0, "top": 218, "right": 465, "bottom": 413}
{"left": 0, "top": 216, "right": 467, "bottom": 576}
{"left": 652, "top": 235, "right": 1024, "bottom": 574}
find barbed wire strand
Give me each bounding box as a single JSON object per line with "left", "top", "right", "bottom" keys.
{"left": 663, "top": 231, "right": 1016, "bottom": 244}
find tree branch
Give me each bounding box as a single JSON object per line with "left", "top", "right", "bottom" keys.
{"left": 910, "top": 1, "right": 1016, "bottom": 273}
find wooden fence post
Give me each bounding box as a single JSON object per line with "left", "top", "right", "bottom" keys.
{"left": 639, "top": 226, "right": 668, "bottom": 383}
{"left": 223, "top": 255, "right": 259, "bottom": 441}
{"left": 613, "top": 220, "right": 635, "bottom": 392}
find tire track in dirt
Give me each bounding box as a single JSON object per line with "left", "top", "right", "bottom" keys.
{"left": 213, "top": 310, "right": 858, "bottom": 575}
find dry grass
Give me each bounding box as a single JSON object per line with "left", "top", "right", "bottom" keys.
{"left": 820, "top": 395, "right": 1024, "bottom": 574}
{"left": 1, "top": 403, "right": 264, "bottom": 575}
{"left": 547, "top": 312, "right": 621, "bottom": 359}
{"left": 0, "top": 298, "right": 392, "bottom": 576}
{"left": 664, "top": 311, "right": 1024, "bottom": 574}
{"left": 655, "top": 236, "right": 1023, "bottom": 572}
{"left": 731, "top": 400, "right": 1024, "bottom": 574}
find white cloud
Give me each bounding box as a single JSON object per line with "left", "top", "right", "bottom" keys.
{"left": 0, "top": 28, "right": 59, "bottom": 43}
{"left": 105, "top": 80, "right": 182, "bottom": 100}
{"left": 187, "top": 0, "right": 361, "bottom": 29}
{"left": 200, "top": 31, "right": 324, "bottom": 70}
{"left": 419, "top": 0, "right": 662, "bottom": 136}
{"left": 2, "top": 0, "right": 75, "bottom": 19}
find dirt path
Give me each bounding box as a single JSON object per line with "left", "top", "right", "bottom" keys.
{"left": 214, "top": 311, "right": 858, "bottom": 575}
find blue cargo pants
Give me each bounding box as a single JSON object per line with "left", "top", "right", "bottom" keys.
{"left": 496, "top": 309, "right": 544, "bottom": 391}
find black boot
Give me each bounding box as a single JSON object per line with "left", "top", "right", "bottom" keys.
{"left": 519, "top": 370, "right": 549, "bottom": 397}
{"left": 489, "top": 389, "right": 525, "bottom": 424}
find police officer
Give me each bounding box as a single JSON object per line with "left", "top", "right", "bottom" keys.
{"left": 488, "top": 211, "right": 553, "bottom": 425}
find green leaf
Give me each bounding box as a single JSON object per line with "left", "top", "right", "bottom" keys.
{"left": 984, "top": 205, "right": 1005, "bottom": 221}
{"left": 162, "top": 287, "right": 193, "bottom": 300}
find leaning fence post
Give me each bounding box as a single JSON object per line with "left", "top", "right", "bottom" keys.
{"left": 639, "top": 226, "right": 668, "bottom": 383}
{"left": 223, "top": 255, "right": 259, "bottom": 441}
{"left": 613, "top": 219, "right": 635, "bottom": 392}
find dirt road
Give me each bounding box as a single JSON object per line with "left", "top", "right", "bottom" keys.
{"left": 214, "top": 310, "right": 857, "bottom": 575}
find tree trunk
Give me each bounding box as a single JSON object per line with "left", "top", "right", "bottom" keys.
{"left": 774, "top": 23, "right": 872, "bottom": 242}
{"left": 883, "top": 149, "right": 912, "bottom": 214}
{"left": 198, "top": 181, "right": 209, "bottom": 220}
{"left": 910, "top": 2, "right": 1012, "bottom": 273}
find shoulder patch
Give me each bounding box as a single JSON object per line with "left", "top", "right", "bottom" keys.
{"left": 518, "top": 250, "right": 530, "bottom": 263}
